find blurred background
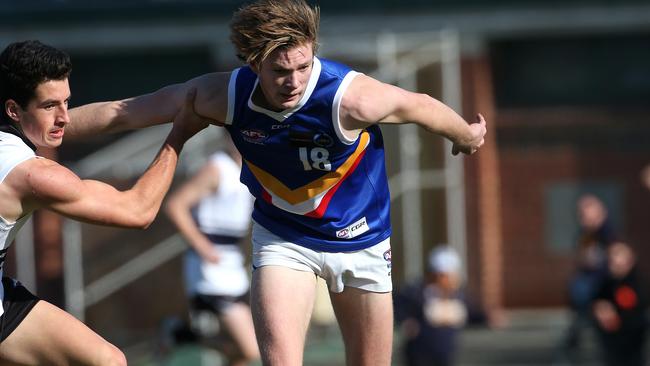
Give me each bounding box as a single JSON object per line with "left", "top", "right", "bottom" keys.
{"left": 2, "top": 0, "right": 650, "bottom": 365}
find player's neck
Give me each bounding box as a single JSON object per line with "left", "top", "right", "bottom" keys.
{"left": 252, "top": 85, "right": 282, "bottom": 112}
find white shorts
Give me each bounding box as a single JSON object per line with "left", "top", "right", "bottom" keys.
{"left": 251, "top": 221, "right": 393, "bottom": 293}
{"left": 184, "top": 244, "right": 250, "bottom": 297}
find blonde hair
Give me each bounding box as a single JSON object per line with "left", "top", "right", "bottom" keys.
{"left": 229, "top": 0, "right": 320, "bottom": 66}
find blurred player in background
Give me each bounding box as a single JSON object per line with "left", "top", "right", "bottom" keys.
{"left": 0, "top": 40, "right": 207, "bottom": 365}
{"left": 164, "top": 136, "right": 258, "bottom": 365}
{"left": 67, "top": 0, "right": 487, "bottom": 364}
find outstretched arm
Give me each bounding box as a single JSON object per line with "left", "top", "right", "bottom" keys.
{"left": 66, "top": 72, "right": 231, "bottom": 139}
{"left": 17, "top": 89, "right": 209, "bottom": 229}
{"left": 165, "top": 161, "right": 222, "bottom": 263}
{"left": 340, "top": 74, "right": 486, "bottom": 155}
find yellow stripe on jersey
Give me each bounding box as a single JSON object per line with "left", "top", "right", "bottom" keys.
{"left": 245, "top": 131, "right": 370, "bottom": 205}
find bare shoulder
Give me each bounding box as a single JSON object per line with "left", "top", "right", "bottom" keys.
{"left": 341, "top": 73, "right": 379, "bottom": 108}
{"left": 340, "top": 73, "right": 403, "bottom": 128}
{"left": 196, "top": 160, "right": 221, "bottom": 191}
{"left": 185, "top": 160, "right": 221, "bottom": 192}
{"left": 188, "top": 72, "right": 232, "bottom": 124}
{"left": 0, "top": 157, "right": 73, "bottom": 218}
{"left": 18, "top": 158, "right": 82, "bottom": 204}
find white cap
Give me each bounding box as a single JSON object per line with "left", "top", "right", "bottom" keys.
{"left": 428, "top": 246, "right": 461, "bottom": 274}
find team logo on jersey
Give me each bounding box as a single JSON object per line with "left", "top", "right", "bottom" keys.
{"left": 241, "top": 129, "right": 268, "bottom": 144}
{"left": 383, "top": 248, "right": 392, "bottom": 270}
{"left": 313, "top": 132, "right": 334, "bottom": 148}
{"left": 335, "top": 217, "right": 369, "bottom": 239}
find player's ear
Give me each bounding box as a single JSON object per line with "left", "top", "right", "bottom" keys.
{"left": 5, "top": 99, "right": 21, "bottom": 123}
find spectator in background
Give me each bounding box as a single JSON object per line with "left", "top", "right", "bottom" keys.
{"left": 394, "top": 246, "right": 488, "bottom": 366}
{"left": 592, "top": 241, "right": 647, "bottom": 366}
{"left": 164, "top": 137, "right": 259, "bottom": 366}
{"left": 563, "top": 194, "right": 615, "bottom": 352}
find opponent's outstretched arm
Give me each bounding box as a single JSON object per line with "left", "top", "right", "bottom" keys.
{"left": 66, "top": 72, "right": 230, "bottom": 139}
{"left": 340, "top": 74, "right": 486, "bottom": 155}
{"left": 15, "top": 90, "right": 208, "bottom": 229}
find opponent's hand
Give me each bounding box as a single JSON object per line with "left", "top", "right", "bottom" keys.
{"left": 197, "top": 244, "right": 220, "bottom": 264}
{"left": 171, "top": 88, "right": 210, "bottom": 142}
{"left": 452, "top": 113, "right": 487, "bottom": 156}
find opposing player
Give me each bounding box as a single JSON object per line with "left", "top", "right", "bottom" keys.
{"left": 67, "top": 1, "right": 487, "bottom": 364}
{"left": 0, "top": 40, "right": 208, "bottom": 365}
{"left": 165, "top": 137, "right": 258, "bottom": 365}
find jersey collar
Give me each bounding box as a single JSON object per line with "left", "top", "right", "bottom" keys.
{"left": 0, "top": 121, "right": 36, "bottom": 152}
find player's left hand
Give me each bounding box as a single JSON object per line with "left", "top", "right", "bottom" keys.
{"left": 452, "top": 113, "right": 486, "bottom": 155}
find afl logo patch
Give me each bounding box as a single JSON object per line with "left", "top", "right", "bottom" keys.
{"left": 241, "top": 129, "right": 268, "bottom": 144}
{"left": 313, "top": 132, "right": 333, "bottom": 147}
{"left": 383, "top": 249, "right": 392, "bottom": 262}
{"left": 337, "top": 228, "right": 350, "bottom": 238}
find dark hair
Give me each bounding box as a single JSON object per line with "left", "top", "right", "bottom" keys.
{"left": 0, "top": 40, "right": 71, "bottom": 124}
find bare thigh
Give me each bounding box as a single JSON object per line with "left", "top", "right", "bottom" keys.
{"left": 250, "top": 266, "right": 317, "bottom": 366}
{"left": 218, "top": 302, "right": 259, "bottom": 362}
{"left": 0, "top": 301, "right": 125, "bottom": 366}
{"left": 330, "top": 288, "right": 393, "bottom": 366}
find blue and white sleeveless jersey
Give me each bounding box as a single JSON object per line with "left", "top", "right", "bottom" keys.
{"left": 224, "top": 57, "right": 391, "bottom": 252}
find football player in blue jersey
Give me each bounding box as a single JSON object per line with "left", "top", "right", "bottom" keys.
{"left": 68, "top": 1, "right": 487, "bottom": 365}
